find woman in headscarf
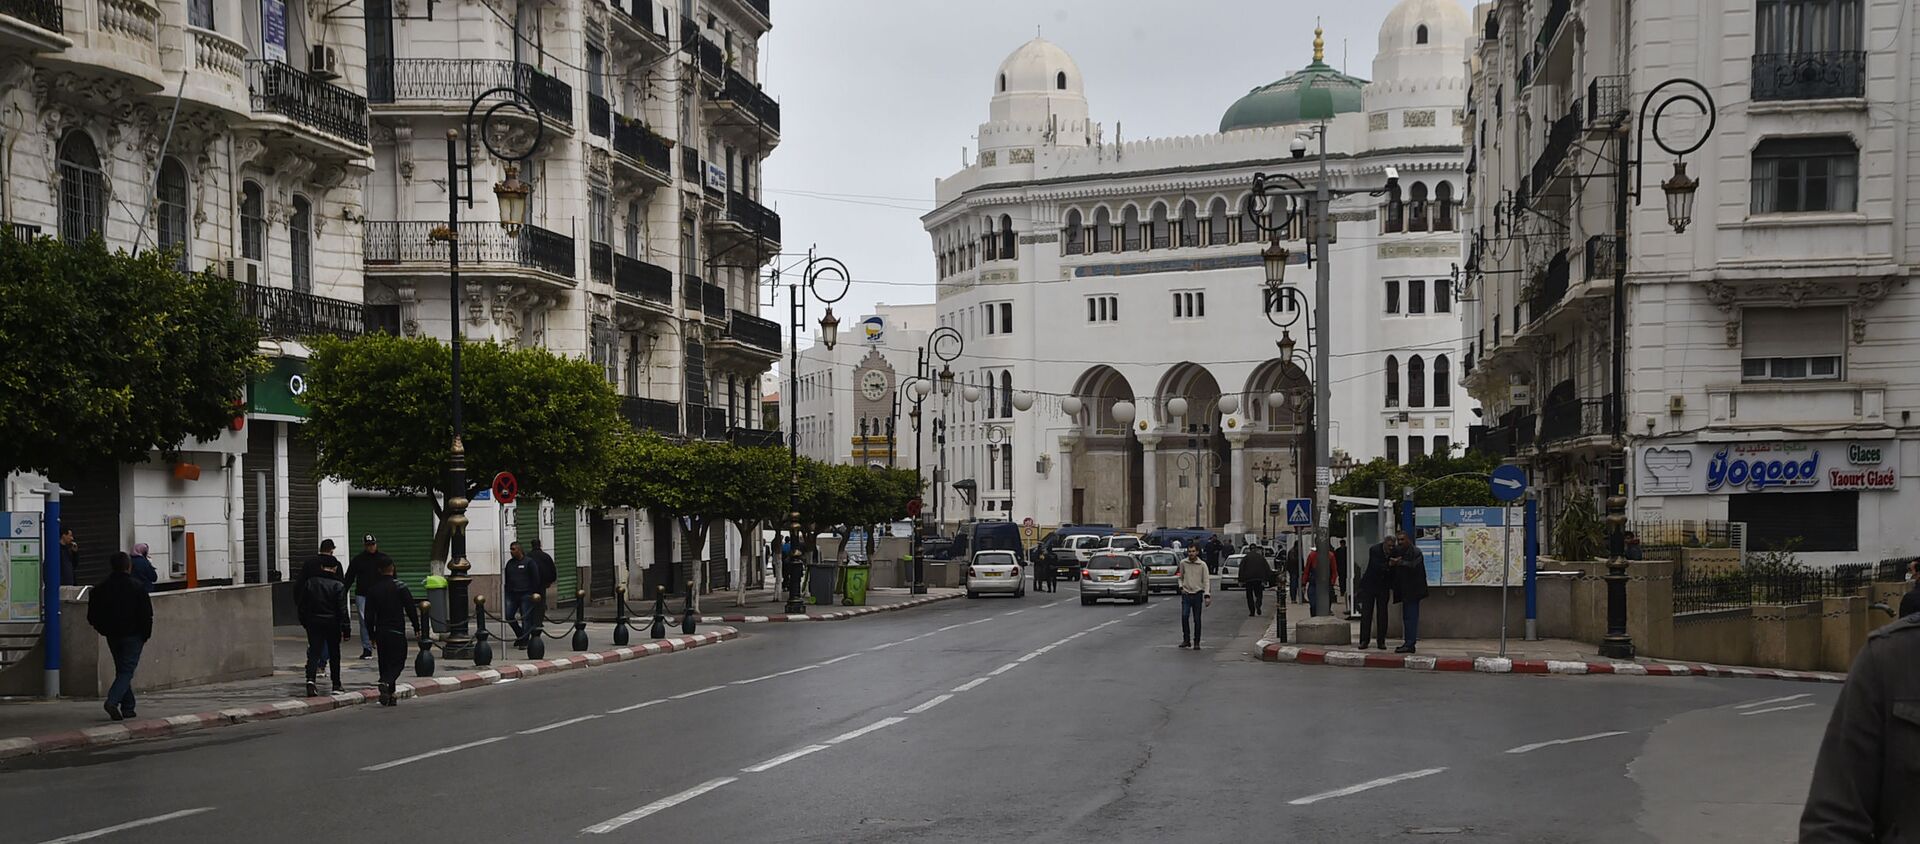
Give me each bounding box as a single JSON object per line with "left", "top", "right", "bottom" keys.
{"left": 128, "top": 543, "right": 159, "bottom": 592}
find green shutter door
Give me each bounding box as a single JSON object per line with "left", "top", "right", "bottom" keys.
{"left": 515, "top": 499, "right": 539, "bottom": 564}
{"left": 552, "top": 506, "right": 578, "bottom": 605}
{"left": 348, "top": 497, "right": 434, "bottom": 591}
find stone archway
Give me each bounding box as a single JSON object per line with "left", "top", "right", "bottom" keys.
{"left": 1066, "top": 365, "right": 1142, "bottom": 528}
{"left": 1154, "top": 363, "right": 1230, "bottom": 532}
{"left": 1245, "top": 359, "right": 1315, "bottom": 539}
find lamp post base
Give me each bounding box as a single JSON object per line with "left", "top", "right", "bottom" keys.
{"left": 442, "top": 575, "right": 474, "bottom": 659}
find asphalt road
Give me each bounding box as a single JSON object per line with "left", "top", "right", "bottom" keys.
{"left": 1, "top": 581, "right": 1834, "bottom": 843}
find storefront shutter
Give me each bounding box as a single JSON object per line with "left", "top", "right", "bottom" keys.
{"left": 347, "top": 497, "right": 435, "bottom": 591}
{"left": 552, "top": 505, "right": 578, "bottom": 605}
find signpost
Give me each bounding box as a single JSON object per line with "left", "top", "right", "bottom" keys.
{"left": 491, "top": 472, "right": 519, "bottom": 506}
{"left": 1, "top": 512, "right": 42, "bottom": 623}
{"left": 1283, "top": 498, "right": 1313, "bottom": 529}
{"left": 1488, "top": 465, "right": 1528, "bottom": 657}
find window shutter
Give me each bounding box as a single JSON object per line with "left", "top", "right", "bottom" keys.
{"left": 1743, "top": 306, "right": 1843, "bottom": 359}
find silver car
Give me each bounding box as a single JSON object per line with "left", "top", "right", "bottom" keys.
{"left": 1080, "top": 553, "right": 1148, "bottom": 605}
{"left": 1220, "top": 553, "right": 1245, "bottom": 590}
{"left": 966, "top": 550, "right": 1025, "bottom": 598}
{"left": 1135, "top": 550, "right": 1180, "bottom": 592}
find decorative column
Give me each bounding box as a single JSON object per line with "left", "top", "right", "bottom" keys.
{"left": 1057, "top": 432, "right": 1079, "bottom": 525}
{"left": 1137, "top": 432, "right": 1161, "bottom": 535}
{"left": 1224, "top": 428, "right": 1250, "bottom": 534}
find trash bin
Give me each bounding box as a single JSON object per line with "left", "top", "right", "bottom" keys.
{"left": 843, "top": 565, "right": 869, "bottom": 607}
{"left": 807, "top": 563, "right": 837, "bottom": 606}
{"left": 422, "top": 574, "right": 449, "bottom": 634}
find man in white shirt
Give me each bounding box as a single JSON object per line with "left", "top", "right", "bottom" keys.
{"left": 1177, "top": 546, "right": 1212, "bottom": 649}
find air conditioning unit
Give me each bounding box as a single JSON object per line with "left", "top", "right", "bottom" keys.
{"left": 309, "top": 45, "right": 339, "bottom": 80}
{"left": 224, "top": 257, "right": 261, "bottom": 285}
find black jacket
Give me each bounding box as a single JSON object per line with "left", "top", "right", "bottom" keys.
{"left": 528, "top": 549, "right": 559, "bottom": 590}
{"left": 342, "top": 551, "right": 393, "bottom": 595}
{"left": 297, "top": 574, "right": 351, "bottom": 634}
{"left": 87, "top": 571, "right": 153, "bottom": 640}
{"left": 361, "top": 575, "right": 421, "bottom": 637}
{"left": 1899, "top": 586, "right": 1920, "bottom": 619}
{"left": 295, "top": 553, "right": 342, "bottom": 588}
{"left": 1801, "top": 614, "right": 1920, "bottom": 841}
{"left": 1358, "top": 542, "right": 1393, "bottom": 599}
{"left": 504, "top": 555, "right": 539, "bottom": 594}
{"left": 1238, "top": 549, "right": 1273, "bottom": 586}
{"left": 1390, "top": 542, "right": 1430, "bottom": 603}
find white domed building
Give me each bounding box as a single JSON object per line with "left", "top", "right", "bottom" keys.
{"left": 921, "top": 3, "right": 1476, "bottom": 537}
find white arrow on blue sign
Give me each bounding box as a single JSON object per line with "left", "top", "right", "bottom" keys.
{"left": 1284, "top": 498, "right": 1313, "bottom": 527}
{"left": 1490, "top": 464, "right": 1528, "bottom": 502}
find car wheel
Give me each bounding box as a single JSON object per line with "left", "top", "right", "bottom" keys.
{"left": 967, "top": 591, "right": 978, "bottom": 599}
{"left": 1081, "top": 597, "right": 1094, "bottom": 606}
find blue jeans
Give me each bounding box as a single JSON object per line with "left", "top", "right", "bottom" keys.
{"left": 1402, "top": 599, "right": 1422, "bottom": 648}
{"left": 1180, "top": 592, "right": 1205, "bottom": 643}
{"left": 106, "top": 635, "right": 144, "bottom": 712}
{"left": 504, "top": 591, "right": 535, "bottom": 641}
{"left": 355, "top": 595, "right": 373, "bottom": 653}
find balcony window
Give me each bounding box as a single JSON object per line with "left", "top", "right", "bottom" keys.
{"left": 1755, "top": 0, "right": 1864, "bottom": 100}
{"left": 1408, "top": 280, "right": 1426, "bottom": 314}
{"left": 1122, "top": 206, "right": 1142, "bottom": 251}
{"left": 156, "top": 157, "right": 190, "bottom": 272}
{"left": 1177, "top": 200, "right": 1198, "bottom": 247}
{"left": 1063, "top": 209, "right": 1083, "bottom": 254}
{"left": 240, "top": 181, "right": 265, "bottom": 262}
{"left": 1408, "top": 183, "right": 1429, "bottom": 232}
{"left": 1408, "top": 355, "right": 1426, "bottom": 408}
{"left": 57, "top": 131, "right": 105, "bottom": 244}
{"left": 1385, "top": 436, "right": 1400, "bottom": 465}
{"left": 189, "top": 0, "right": 213, "bottom": 29}
{"left": 1385, "top": 354, "right": 1400, "bottom": 407}
{"left": 999, "top": 214, "right": 1016, "bottom": 260}
{"left": 1207, "top": 199, "right": 1229, "bottom": 246}
{"left": 625, "top": 199, "right": 641, "bottom": 255}
{"left": 1752, "top": 136, "right": 1857, "bottom": 213}
{"left": 290, "top": 196, "right": 312, "bottom": 294}
{"left": 1384, "top": 280, "right": 1400, "bottom": 314}
{"left": 1434, "top": 355, "right": 1451, "bottom": 407}
{"left": 1434, "top": 278, "right": 1453, "bottom": 313}
{"left": 1742, "top": 305, "right": 1843, "bottom": 381}
{"left": 1410, "top": 436, "right": 1427, "bottom": 460}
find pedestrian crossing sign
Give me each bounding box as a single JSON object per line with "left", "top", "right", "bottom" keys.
{"left": 1284, "top": 499, "right": 1313, "bottom": 527}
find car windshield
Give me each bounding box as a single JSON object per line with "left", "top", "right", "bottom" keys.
{"left": 974, "top": 552, "right": 1017, "bottom": 565}
{"left": 1088, "top": 554, "right": 1135, "bottom": 570}
{"left": 1140, "top": 552, "right": 1176, "bottom": 566}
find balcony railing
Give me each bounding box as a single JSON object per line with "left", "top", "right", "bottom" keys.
{"left": 7, "top": 221, "right": 40, "bottom": 242}
{"left": 1514, "top": 413, "right": 1538, "bottom": 448}
{"left": 1530, "top": 106, "right": 1580, "bottom": 191}
{"left": 245, "top": 60, "right": 369, "bottom": 146}
{"left": 726, "top": 191, "right": 781, "bottom": 242}
{"left": 620, "top": 396, "right": 681, "bottom": 435}
{"left": 681, "top": 147, "right": 701, "bottom": 182}
{"left": 682, "top": 273, "right": 703, "bottom": 311}
{"left": 612, "top": 115, "right": 673, "bottom": 175}
{"left": 1752, "top": 51, "right": 1867, "bottom": 101}
{"left": 688, "top": 34, "right": 723, "bottom": 78}
{"left": 698, "top": 406, "right": 728, "bottom": 440}
{"left": 613, "top": 252, "right": 672, "bottom": 305}
{"left": 741, "top": 0, "right": 768, "bottom": 20}
{"left": 729, "top": 427, "right": 782, "bottom": 448}
{"left": 727, "top": 309, "right": 780, "bottom": 355}
{"left": 1536, "top": 0, "right": 1569, "bottom": 52}
{"left": 1584, "top": 234, "right": 1619, "bottom": 281}
{"left": 612, "top": 0, "right": 660, "bottom": 37}
{"left": 590, "top": 241, "right": 612, "bottom": 284}
{"left": 587, "top": 91, "right": 610, "bottom": 137}
{"left": 1587, "top": 75, "right": 1629, "bottom": 128}
{"left": 366, "top": 58, "right": 573, "bottom": 128}
{"left": 1, "top": 0, "right": 63, "bottom": 32}
{"left": 363, "top": 221, "right": 576, "bottom": 279}
{"left": 702, "top": 282, "right": 726, "bottom": 317}
{"left": 718, "top": 67, "right": 780, "bottom": 133}
{"left": 1538, "top": 395, "right": 1615, "bottom": 444}
{"left": 237, "top": 281, "right": 366, "bottom": 339}
{"left": 1527, "top": 249, "right": 1570, "bottom": 323}
{"left": 1470, "top": 425, "right": 1514, "bottom": 459}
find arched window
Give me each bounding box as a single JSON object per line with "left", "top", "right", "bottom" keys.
{"left": 1000, "top": 370, "right": 1013, "bottom": 419}
{"left": 999, "top": 213, "right": 1015, "bottom": 260}
{"left": 1433, "top": 355, "right": 1451, "bottom": 407}
{"left": 999, "top": 73, "right": 1006, "bottom": 92}
{"left": 1063, "top": 208, "right": 1083, "bottom": 255}
{"left": 1385, "top": 355, "right": 1400, "bottom": 407}
{"left": 1149, "top": 202, "right": 1169, "bottom": 249}
{"left": 985, "top": 374, "right": 997, "bottom": 417}
{"left": 1121, "top": 205, "right": 1141, "bottom": 250}
{"left": 156, "top": 157, "right": 190, "bottom": 271}
{"left": 1177, "top": 199, "right": 1198, "bottom": 247}
{"left": 1056, "top": 71, "right": 1067, "bottom": 90}
{"left": 1408, "top": 183, "right": 1430, "bottom": 232}
{"left": 1093, "top": 208, "right": 1113, "bottom": 252}
{"left": 981, "top": 216, "right": 998, "bottom": 261}
{"left": 1384, "top": 189, "right": 1405, "bottom": 234}
{"left": 1416, "top": 24, "right": 1429, "bottom": 44}
{"left": 241, "top": 180, "right": 264, "bottom": 263}
{"left": 1408, "top": 355, "right": 1427, "bottom": 407}
{"left": 57, "top": 131, "right": 106, "bottom": 244}
{"left": 1434, "top": 182, "right": 1454, "bottom": 231}
{"left": 1237, "top": 195, "right": 1259, "bottom": 242}
{"left": 1207, "top": 198, "right": 1229, "bottom": 245}
{"left": 290, "top": 195, "right": 312, "bottom": 293}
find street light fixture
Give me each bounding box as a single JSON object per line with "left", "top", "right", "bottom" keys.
{"left": 818, "top": 307, "right": 841, "bottom": 350}
{"left": 926, "top": 326, "right": 965, "bottom": 532}
{"left": 1277, "top": 330, "right": 1296, "bottom": 362}
{"left": 1661, "top": 162, "right": 1700, "bottom": 234}
{"left": 785, "top": 252, "right": 852, "bottom": 615}
{"left": 937, "top": 365, "right": 954, "bottom": 397}
{"left": 1262, "top": 241, "right": 1291, "bottom": 288}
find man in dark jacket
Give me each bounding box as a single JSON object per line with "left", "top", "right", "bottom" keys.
{"left": 1238, "top": 545, "right": 1273, "bottom": 617}
{"left": 58, "top": 526, "right": 78, "bottom": 587}
{"left": 87, "top": 553, "right": 152, "bottom": 721}
{"left": 1357, "top": 537, "right": 1393, "bottom": 650}
{"left": 1800, "top": 613, "right": 1920, "bottom": 840}
{"left": 502, "top": 541, "right": 539, "bottom": 647}
{"left": 1390, "top": 529, "right": 1430, "bottom": 654}
{"left": 296, "top": 556, "right": 351, "bottom": 696}
{"left": 528, "top": 539, "right": 559, "bottom": 597}
{"left": 362, "top": 557, "right": 422, "bottom": 706}
{"left": 295, "top": 539, "right": 342, "bottom": 589}
{"left": 341, "top": 535, "right": 392, "bottom": 660}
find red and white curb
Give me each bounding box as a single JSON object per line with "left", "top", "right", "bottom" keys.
{"left": 697, "top": 591, "right": 961, "bottom": 624}
{"left": 1255, "top": 639, "right": 1845, "bottom": 684}
{"left": 0, "top": 628, "right": 738, "bottom": 762}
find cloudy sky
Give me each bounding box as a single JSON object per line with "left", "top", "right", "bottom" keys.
{"left": 757, "top": 0, "right": 1476, "bottom": 343}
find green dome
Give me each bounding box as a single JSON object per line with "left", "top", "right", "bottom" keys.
{"left": 1219, "top": 60, "right": 1368, "bottom": 133}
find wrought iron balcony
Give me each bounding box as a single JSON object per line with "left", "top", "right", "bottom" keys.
{"left": 1584, "top": 234, "right": 1620, "bottom": 281}
{"left": 688, "top": 33, "right": 722, "bottom": 79}
{"left": 717, "top": 67, "right": 780, "bottom": 134}
{"left": 681, "top": 147, "right": 702, "bottom": 182}
{"left": 587, "top": 91, "right": 610, "bottom": 137}
{"left": 612, "top": 115, "right": 673, "bottom": 176}
{"left": 590, "top": 241, "right": 612, "bottom": 284}
{"left": 1587, "top": 75, "right": 1629, "bottom": 128}
{"left": 1529, "top": 107, "right": 1580, "bottom": 191}
{"left": 1536, "top": 0, "right": 1569, "bottom": 52}
{"left": 1514, "top": 413, "right": 1538, "bottom": 447}
{"left": 728, "top": 427, "right": 782, "bottom": 448}
{"left": 698, "top": 406, "right": 728, "bottom": 440}
{"left": 236, "top": 281, "right": 366, "bottom": 339}
{"left": 613, "top": 252, "right": 673, "bottom": 306}
{"left": 620, "top": 396, "right": 681, "bottom": 435}
{"left": 245, "top": 60, "right": 370, "bottom": 146}
{"left": 682, "top": 273, "right": 703, "bottom": 311}
{"left": 363, "top": 221, "right": 576, "bottom": 280}
{"left": 726, "top": 191, "right": 781, "bottom": 243}
{"left": 0, "top": 0, "right": 62, "bottom": 32}
{"left": 702, "top": 282, "right": 726, "bottom": 317}
{"left": 366, "top": 59, "right": 572, "bottom": 129}
{"left": 1469, "top": 424, "right": 1514, "bottom": 459}
{"left": 1527, "top": 249, "right": 1570, "bottom": 323}
{"left": 726, "top": 309, "right": 781, "bottom": 355}
{"left": 1538, "top": 395, "right": 1615, "bottom": 444}
{"left": 1752, "top": 51, "right": 1866, "bottom": 101}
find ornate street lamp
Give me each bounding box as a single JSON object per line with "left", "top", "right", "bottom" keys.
{"left": 785, "top": 252, "right": 852, "bottom": 614}
{"left": 818, "top": 307, "right": 841, "bottom": 350}
{"left": 1262, "top": 240, "right": 1291, "bottom": 288}
{"left": 1661, "top": 163, "right": 1700, "bottom": 234}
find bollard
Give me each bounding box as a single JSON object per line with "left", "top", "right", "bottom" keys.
{"left": 571, "top": 589, "right": 589, "bottom": 652}
{"left": 1275, "top": 577, "right": 1289, "bottom": 644}
{"left": 650, "top": 586, "right": 667, "bottom": 640}
{"left": 680, "top": 580, "right": 698, "bottom": 635}
{"left": 527, "top": 592, "right": 547, "bottom": 659}
{"left": 414, "top": 600, "right": 436, "bottom": 677}
{"left": 473, "top": 596, "right": 493, "bottom": 667}
{"left": 612, "top": 585, "right": 630, "bottom": 647}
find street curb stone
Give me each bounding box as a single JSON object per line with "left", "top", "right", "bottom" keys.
{"left": 696, "top": 592, "right": 961, "bottom": 624}
{"left": 0, "top": 628, "right": 738, "bottom": 762}
{"left": 1254, "top": 638, "right": 1846, "bottom": 684}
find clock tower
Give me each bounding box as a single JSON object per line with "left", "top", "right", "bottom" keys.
{"left": 851, "top": 349, "right": 897, "bottom": 465}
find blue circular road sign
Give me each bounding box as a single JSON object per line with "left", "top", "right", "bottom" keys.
{"left": 1489, "top": 464, "right": 1528, "bottom": 502}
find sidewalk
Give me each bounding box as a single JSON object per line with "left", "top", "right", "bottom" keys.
{"left": 0, "top": 622, "right": 735, "bottom": 760}
{"left": 584, "top": 586, "right": 962, "bottom": 623}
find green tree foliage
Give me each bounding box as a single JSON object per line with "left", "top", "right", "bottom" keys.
{"left": 1550, "top": 490, "right": 1606, "bottom": 561}
{"left": 0, "top": 235, "right": 258, "bottom": 477}
{"left": 1328, "top": 451, "right": 1503, "bottom": 536}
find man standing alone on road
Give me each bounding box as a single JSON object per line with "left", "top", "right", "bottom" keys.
{"left": 1238, "top": 544, "right": 1272, "bottom": 617}
{"left": 1357, "top": 536, "right": 1394, "bottom": 650}
{"left": 1390, "top": 529, "right": 1429, "bottom": 654}
{"left": 503, "top": 541, "right": 538, "bottom": 647}
{"left": 1177, "top": 546, "right": 1211, "bottom": 650}
{"left": 87, "top": 552, "right": 151, "bottom": 721}
{"left": 362, "top": 557, "right": 422, "bottom": 706}
{"left": 342, "top": 535, "right": 392, "bottom": 660}
{"left": 58, "top": 526, "right": 79, "bottom": 586}
{"left": 296, "top": 556, "right": 350, "bottom": 697}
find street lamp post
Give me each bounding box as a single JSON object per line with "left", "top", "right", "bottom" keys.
{"left": 428, "top": 81, "right": 547, "bottom": 659}
{"left": 1253, "top": 457, "right": 1280, "bottom": 541}
{"left": 785, "top": 253, "right": 850, "bottom": 615}
{"left": 928, "top": 326, "right": 964, "bottom": 534}
{"left": 900, "top": 372, "right": 932, "bottom": 593}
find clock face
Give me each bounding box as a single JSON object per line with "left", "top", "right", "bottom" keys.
{"left": 860, "top": 370, "right": 889, "bottom": 401}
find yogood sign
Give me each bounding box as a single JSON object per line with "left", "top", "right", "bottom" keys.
{"left": 1638, "top": 440, "right": 1898, "bottom": 495}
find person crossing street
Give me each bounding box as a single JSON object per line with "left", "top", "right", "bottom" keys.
{"left": 1176, "top": 546, "right": 1211, "bottom": 650}
{"left": 341, "top": 535, "right": 392, "bottom": 660}
{"left": 362, "top": 557, "right": 422, "bottom": 706}
{"left": 1238, "top": 543, "right": 1273, "bottom": 617}
{"left": 296, "top": 556, "right": 350, "bottom": 697}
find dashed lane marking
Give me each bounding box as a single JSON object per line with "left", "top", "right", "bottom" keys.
{"left": 669, "top": 685, "right": 725, "bottom": 700}
{"left": 518, "top": 714, "right": 602, "bottom": 735}
{"left": 362, "top": 737, "right": 510, "bottom": 772}
{"left": 817, "top": 654, "right": 859, "bottom": 666}
{"left": 989, "top": 662, "right": 1020, "bottom": 676}
{"left": 826, "top": 716, "right": 906, "bottom": 745}
{"left": 732, "top": 665, "right": 819, "bottom": 685}
{"left": 952, "top": 677, "right": 990, "bottom": 693}
{"left": 741, "top": 744, "right": 831, "bottom": 773}
{"left": 606, "top": 699, "right": 667, "bottom": 714}
{"left": 1002, "top": 609, "right": 1026, "bottom": 616}
{"left": 582, "top": 777, "right": 738, "bottom": 834}
{"left": 1288, "top": 768, "right": 1448, "bottom": 805}
{"left": 1504, "top": 731, "right": 1630, "bottom": 754}
{"left": 906, "top": 694, "right": 954, "bottom": 714}
{"left": 36, "top": 808, "right": 216, "bottom": 844}
{"left": 1740, "top": 703, "right": 1817, "bottom": 717}
{"left": 1735, "top": 693, "right": 1811, "bottom": 710}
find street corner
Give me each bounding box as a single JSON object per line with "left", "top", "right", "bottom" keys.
{"left": 1254, "top": 638, "right": 1847, "bottom": 684}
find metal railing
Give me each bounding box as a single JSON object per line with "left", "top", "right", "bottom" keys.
{"left": 725, "top": 191, "right": 781, "bottom": 242}
{"left": 1513, "top": 413, "right": 1537, "bottom": 448}
{"left": 727, "top": 309, "right": 780, "bottom": 354}
{"left": 613, "top": 252, "right": 672, "bottom": 305}
{"left": 1673, "top": 567, "right": 1872, "bottom": 615}
{"left": 702, "top": 281, "right": 726, "bottom": 316}
{"left": 245, "top": 60, "right": 369, "bottom": 145}
{"left": 699, "top": 406, "right": 728, "bottom": 440}
{"left": 1537, "top": 395, "right": 1612, "bottom": 443}
{"left": 729, "top": 427, "right": 782, "bottom": 448}
{"left": 1587, "top": 75, "right": 1629, "bottom": 127}
{"left": 718, "top": 67, "right": 780, "bottom": 133}
{"left": 237, "top": 281, "right": 366, "bottom": 339}
{"left": 363, "top": 221, "right": 575, "bottom": 279}
{"left": 613, "top": 0, "right": 659, "bottom": 36}
{"left": 689, "top": 33, "right": 722, "bottom": 78}
{"left": 1526, "top": 249, "right": 1570, "bottom": 322}
{"left": 0, "top": 0, "right": 63, "bottom": 32}
{"left": 1530, "top": 107, "right": 1580, "bottom": 191}
{"left": 612, "top": 115, "right": 673, "bottom": 175}
{"left": 587, "top": 92, "right": 610, "bottom": 137}
{"left": 1470, "top": 424, "right": 1514, "bottom": 459}
{"left": 681, "top": 148, "right": 701, "bottom": 182}
{"left": 682, "top": 273, "right": 703, "bottom": 311}
{"left": 365, "top": 58, "right": 572, "bottom": 128}
{"left": 1584, "top": 234, "right": 1619, "bottom": 281}
{"left": 6, "top": 221, "right": 40, "bottom": 242}
{"left": 1632, "top": 519, "right": 1747, "bottom": 565}
{"left": 620, "top": 396, "right": 681, "bottom": 435}
{"left": 590, "top": 241, "right": 612, "bottom": 284}
{"left": 1536, "top": 0, "right": 1570, "bottom": 52}
{"left": 1752, "top": 51, "right": 1867, "bottom": 101}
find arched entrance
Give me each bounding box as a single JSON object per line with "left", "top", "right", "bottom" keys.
{"left": 1246, "top": 359, "right": 1315, "bottom": 537}
{"left": 1068, "top": 366, "right": 1142, "bottom": 528}
{"left": 1155, "top": 363, "right": 1230, "bottom": 531}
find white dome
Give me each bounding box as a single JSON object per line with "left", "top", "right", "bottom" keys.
{"left": 994, "top": 37, "right": 1083, "bottom": 97}
{"left": 1379, "top": 0, "right": 1471, "bottom": 53}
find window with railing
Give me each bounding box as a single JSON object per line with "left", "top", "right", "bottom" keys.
{"left": 290, "top": 196, "right": 312, "bottom": 293}
{"left": 241, "top": 180, "right": 265, "bottom": 263}
{"left": 157, "top": 158, "right": 190, "bottom": 272}
{"left": 57, "top": 131, "right": 105, "bottom": 244}
{"left": 1751, "top": 136, "right": 1858, "bottom": 213}
{"left": 1753, "top": 0, "right": 1864, "bottom": 100}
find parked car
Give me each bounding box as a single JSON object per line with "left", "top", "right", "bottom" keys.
{"left": 1080, "top": 553, "right": 1148, "bottom": 605}
{"left": 1134, "top": 550, "right": 1181, "bottom": 592}
{"left": 966, "top": 550, "right": 1024, "bottom": 599}
{"left": 1144, "top": 528, "right": 1221, "bottom": 568}
{"left": 950, "top": 520, "right": 1023, "bottom": 562}
{"left": 1099, "top": 534, "right": 1145, "bottom": 554}
{"left": 1220, "top": 553, "right": 1245, "bottom": 590}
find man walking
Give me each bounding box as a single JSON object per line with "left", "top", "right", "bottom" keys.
{"left": 1177, "top": 545, "right": 1211, "bottom": 649}
{"left": 296, "top": 556, "right": 350, "bottom": 696}
{"left": 1238, "top": 543, "right": 1272, "bottom": 617}
{"left": 502, "top": 541, "right": 539, "bottom": 647}
{"left": 87, "top": 552, "right": 152, "bottom": 721}
{"left": 1899, "top": 557, "right": 1920, "bottom": 618}
{"left": 529, "top": 539, "right": 559, "bottom": 603}
{"left": 341, "top": 535, "right": 391, "bottom": 660}
{"left": 1356, "top": 535, "right": 1394, "bottom": 650}
{"left": 362, "top": 557, "right": 422, "bottom": 706}
{"left": 295, "top": 539, "right": 342, "bottom": 589}
{"left": 1390, "top": 529, "right": 1429, "bottom": 654}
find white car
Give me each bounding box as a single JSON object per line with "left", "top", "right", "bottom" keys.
{"left": 1220, "top": 553, "right": 1245, "bottom": 590}
{"left": 1099, "top": 535, "right": 1144, "bottom": 554}
{"left": 966, "top": 550, "right": 1025, "bottom": 598}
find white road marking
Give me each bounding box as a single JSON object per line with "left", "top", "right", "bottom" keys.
{"left": 36, "top": 808, "right": 216, "bottom": 844}
{"left": 989, "top": 662, "right": 1020, "bottom": 675}
{"left": 1740, "top": 703, "right": 1817, "bottom": 717}
{"left": 669, "top": 685, "right": 725, "bottom": 700}
{"left": 495, "top": 678, "right": 518, "bottom": 684}
{"left": 937, "top": 623, "right": 966, "bottom": 632}
{"left": 1044, "top": 599, "right": 1068, "bottom": 608}
{"left": 906, "top": 694, "right": 954, "bottom": 714}
{"left": 952, "top": 677, "right": 990, "bottom": 692}
{"left": 868, "top": 641, "right": 900, "bottom": 651}
{"left": 965, "top": 617, "right": 992, "bottom": 626}
{"left": 1735, "top": 693, "right": 1811, "bottom": 710}
{"left": 582, "top": 777, "right": 738, "bottom": 834}
{"left": 1128, "top": 610, "right": 1145, "bottom": 617}
{"left": 606, "top": 699, "right": 667, "bottom": 714}
{"left": 732, "top": 664, "right": 818, "bottom": 685}
{"left": 362, "top": 736, "right": 509, "bottom": 771}
{"left": 817, "top": 654, "right": 859, "bottom": 665}
{"left": 826, "top": 716, "right": 907, "bottom": 745}
{"left": 741, "top": 744, "right": 831, "bottom": 773}
{"left": 1288, "top": 768, "right": 1448, "bottom": 805}
{"left": 518, "top": 714, "right": 602, "bottom": 735}
{"left": 1002, "top": 609, "right": 1026, "bottom": 616}
{"left": 1504, "top": 731, "right": 1630, "bottom": 754}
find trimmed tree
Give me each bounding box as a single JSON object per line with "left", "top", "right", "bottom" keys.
{"left": 0, "top": 234, "right": 258, "bottom": 478}
{"left": 1328, "top": 451, "right": 1501, "bottom": 537}
{"left": 604, "top": 434, "right": 786, "bottom": 609}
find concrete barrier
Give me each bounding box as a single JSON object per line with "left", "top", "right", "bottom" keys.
{"left": 58, "top": 584, "right": 273, "bottom": 698}
{"left": 1383, "top": 575, "right": 1577, "bottom": 640}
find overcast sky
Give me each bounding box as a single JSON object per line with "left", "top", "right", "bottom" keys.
{"left": 757, "top": 0, "right": 1475, "bottom": 341}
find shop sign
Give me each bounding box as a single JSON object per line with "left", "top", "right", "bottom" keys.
{"left": 1638, "top": 440, "right": 1898, "bottom": 495}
